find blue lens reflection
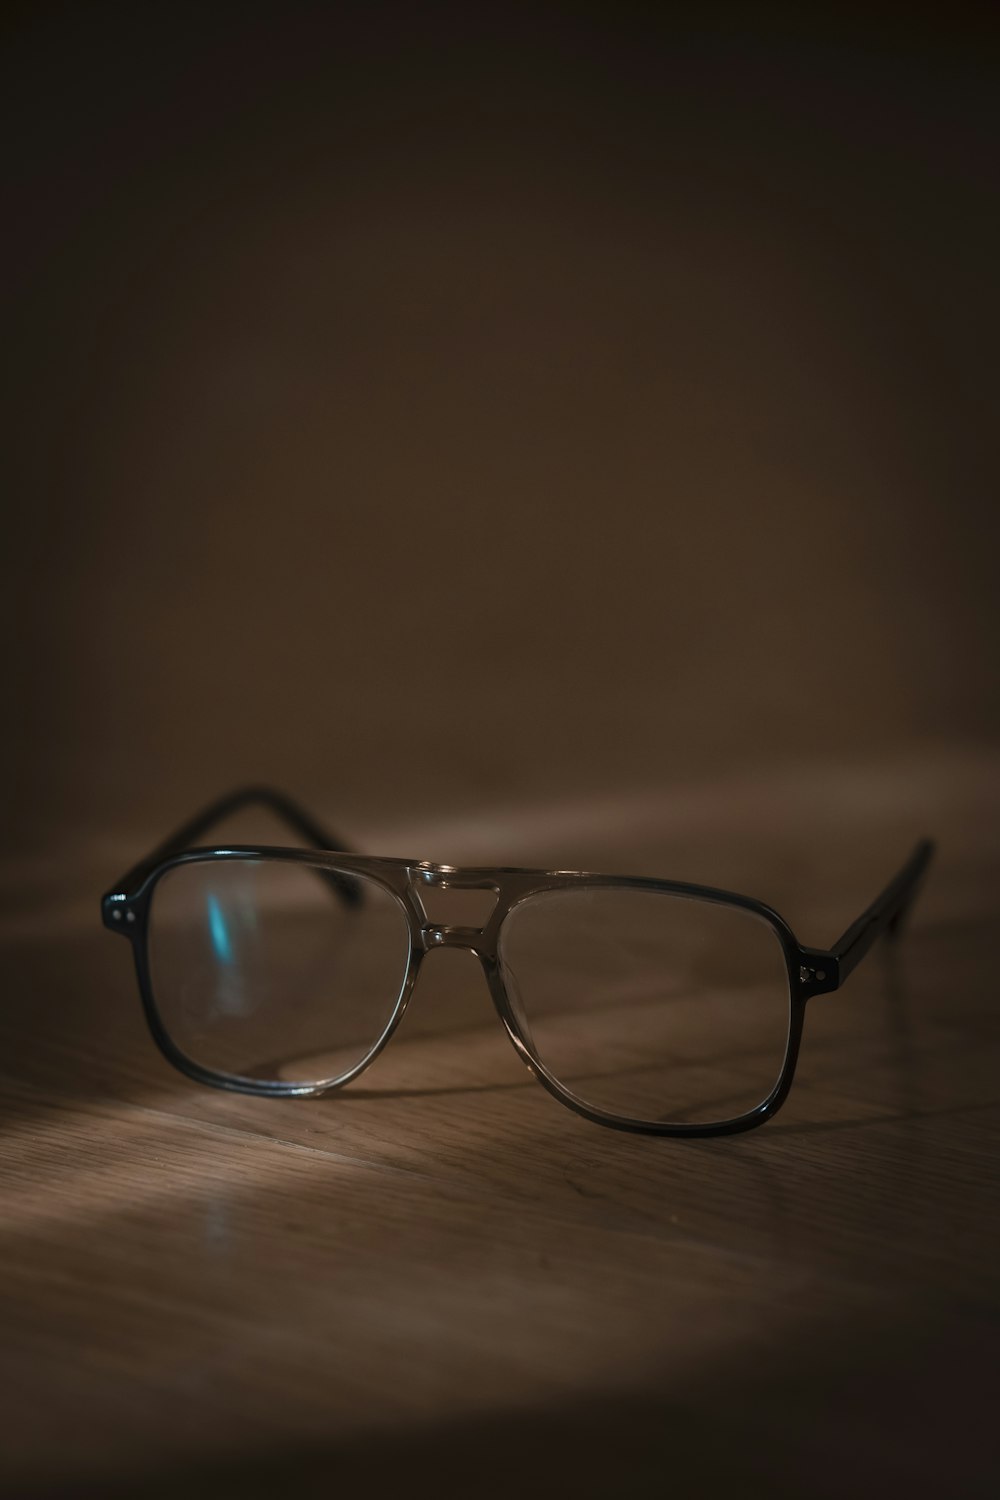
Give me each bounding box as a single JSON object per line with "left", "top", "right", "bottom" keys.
{"left": 206, "top": 892, "right": 234, "bottom": 965}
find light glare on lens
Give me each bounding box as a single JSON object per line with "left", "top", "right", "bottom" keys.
{"left": 148, "top": 858, "right": 411, "bottom": 1086}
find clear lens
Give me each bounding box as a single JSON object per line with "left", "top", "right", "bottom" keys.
{"left": 147, "top": 858, "right": 412, "bottom": 1087}
{"left": 498, "top": 886, "right": 790, "bottom": 1124}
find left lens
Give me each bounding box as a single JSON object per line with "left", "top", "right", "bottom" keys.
{"left": 147, "top": 857, "right": 411, "bottom": 1087}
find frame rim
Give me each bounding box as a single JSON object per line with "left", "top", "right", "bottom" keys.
{"left": 104, "top": 843, "right": 814, "bottom": 1136}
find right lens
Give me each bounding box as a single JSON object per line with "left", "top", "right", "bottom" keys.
{"left": 498, "top": 884, "right": 791, "bottom": 1125}
{"left": 147, "top": 857, "right": 412, "bottom": 1087}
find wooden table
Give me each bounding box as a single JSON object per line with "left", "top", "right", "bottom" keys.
{"left": 1, "top": 746, "right": 997, "bottom": 1498}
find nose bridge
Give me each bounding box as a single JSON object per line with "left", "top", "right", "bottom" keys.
{"left": 409, "top": 862, "right": 499, "bottom": 954}
{"left": 420, "top": 924, "right": 487, "bottom": 954}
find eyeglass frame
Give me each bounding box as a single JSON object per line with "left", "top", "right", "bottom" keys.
{"left": 101, "top": 785, "right": 935, "bottom": 1138}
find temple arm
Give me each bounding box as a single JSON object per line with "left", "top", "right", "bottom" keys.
{"left": 109, "top": 785, "right": 363, "bottom": 906}
{"left": 829, "top": 839, "right": 935, "bottom": 985}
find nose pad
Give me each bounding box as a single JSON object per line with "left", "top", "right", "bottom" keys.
{"left": 497, "top": 956, "right": 538, "bottom": 1056}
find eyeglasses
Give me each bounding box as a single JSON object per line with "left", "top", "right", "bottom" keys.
{"left": 101, "top": 786, "right": 934, "bottom": 1137}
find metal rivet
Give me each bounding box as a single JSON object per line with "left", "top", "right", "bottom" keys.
{"left": 125, "top": 911, "right": 136, "bottom": 923}
{"left": 816, "top": 969, "right": 826, "bottom": 982}
{"left": 111, "top": 909, "right": 122, "bottom": 921}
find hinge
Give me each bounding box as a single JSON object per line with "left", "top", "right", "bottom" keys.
{"left": 797, "top": 950, "right": 839, "bottom": 997}
{"left": 103, "top": 893, "right": 136, "bottom": 934}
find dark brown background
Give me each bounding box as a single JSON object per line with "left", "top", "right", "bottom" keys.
{"left": 3, "top": 1, "right": 998, "bottom": 864}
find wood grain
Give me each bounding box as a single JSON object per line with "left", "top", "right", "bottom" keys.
{"left": 1, "top": 749, "right": 998, "bottom": 1499}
